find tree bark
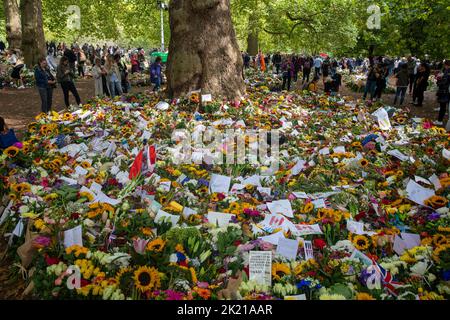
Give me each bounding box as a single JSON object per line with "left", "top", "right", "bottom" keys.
{"left": 20, "top": 0, "right": 46, "bottom": 67}
{"left": 247, "top": 32, "right": 258, "bottom": 56}
{"left": 166, "top": 0, "right": 245, "bottom": 100}
{"left": 3, "top": 0, "right": 22, "bottom": 51}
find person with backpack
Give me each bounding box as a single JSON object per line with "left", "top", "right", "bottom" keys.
{"left": 302, "top": 57, "right": 312, "bottom": 84}
{"left": 150, "top": 56, "right": 163, "bottom": 92}
{"left": 393, "top": 63, "right": 409, "bottom": 106}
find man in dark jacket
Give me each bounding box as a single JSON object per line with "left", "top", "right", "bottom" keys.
{"left": 435, "top": 60, "right": 450, "bottom": 125}
{"left": 64, "top": 48, "right": 77, "bottom": 76}
{"left": 272, "top": 52, "right": 282, "bottom": 74}
{"left": 35, "top": 57, "right": 56, "bottom": 113}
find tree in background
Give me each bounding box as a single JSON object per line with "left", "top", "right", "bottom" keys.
{"left": 166, "top": 0, "right": 245, "bottom": 100}
{"left": 3, "top": 0, "right": 22, "bottom": 51}
{"left": 21, "top": 0, "right": 46, "bottom": 66}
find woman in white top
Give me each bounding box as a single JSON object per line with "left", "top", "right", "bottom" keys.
{"left": 105, "top": 55, "right": 123, "bottom": 98}
{"left": 92, "top": 58, "right": 106, "bottom": 96}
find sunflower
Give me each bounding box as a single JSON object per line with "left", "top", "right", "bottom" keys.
{"left": 141, "top": 227, "right": 153, "bottom": 236}
{"left": 146, "top": 238, "right": 166, "bottom": 252}
{"left": 198, "top": 186, "right": 208, "bottom": 194}
{"left": 13, "top": 183, "right": 31, "bottom": 194}
{"left": 301, "top": 202, "right": 314, "bottom": 214}
{"left": 63, "top": 113, "right": 73, "bottom": 121}
{"left": 8, "top": 193, "right": 17, "bottom": 201}
{"left": 316, "top": 208, "right": 328, "bottom": 220}
{"left": 432, "top": 244, "right": 450, "bottom": 263}
{"left": 432, "top": 234, "right": 448, "bottom": 247}
{"left": 367, "top": 149, "right": 378, "bottom": 157}
{"left": 81, "top": 161, "right": 91, "bottom": 169}
{"left": 356, "top": 292, "right": 375, "bottom": 300}
{"left": 352, "top": 235, "right": 370, "bottom": 251}
{"left": 211, "top": 193, "right": 220, "bottom": 202}
{"left": 159, "top": 196, "right": 170, "bottom": 206}
{"left": 424, "top": 196, "right": 448, "bottom": 208}
{"left": 4, "top": 146, "right": 20, "bottom": 158}
{"left": 272, "top": 262, "right": 291, "bottom": 281}
{"left": 79, "top": 191, "right": 94, "bottom": 202}
{"left": 133, "top": 266, "right": 161, "bottom": 293}
{"left": 229, "top": 202, "right": 240, "bottom": 211}
{"left": 114, "top": 267, "right": 132, "bottom": 286}
{"left": 351, "top": 141, "right": 362, "bottom": 149}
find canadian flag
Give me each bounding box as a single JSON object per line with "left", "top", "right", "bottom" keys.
{"left": 129, "top": 145, "right": 156, "bottom": 179}
{"left": 269, "top": 215, "right": 285, "bottom": 226}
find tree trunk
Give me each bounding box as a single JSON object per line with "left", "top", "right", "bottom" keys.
{"left": 3, "top": 0, "right": 22, "bottom": 51}
{"left": 20, "top": 0, "right": 46, "bottom": 67}
{"left": 247, "top": 32, "right": 258, "bottom": 56}
{"left": 166, "top": 0, "right": 245, "bottom": 100}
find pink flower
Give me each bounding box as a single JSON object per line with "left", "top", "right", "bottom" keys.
{"left": 288, "top": 193, "right": 296, "bottom": 201}
{"left": 133, "top": 238, "right": 149, "bottom": 255}
{"left": 197, "top": 282, "right": 209, "bottom": 289}
{"left": 423, "top": 121, "right": 432, "bottom": 129}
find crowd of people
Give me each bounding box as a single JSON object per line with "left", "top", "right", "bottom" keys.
{"left": 242, "top": 50, "right": 449, "bottom": 126}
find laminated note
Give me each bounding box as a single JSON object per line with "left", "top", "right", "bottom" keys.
{"left": 303, "top": 240, "right": 314, "bottom": 260}
{"left": 259, "top": 231, "right": 286, "bottom": 246}
{"left": 249, "top": 251, "right": 272, "bottom": 286}
{"left": 209, "top": 174, "right": 231, "bottom": 194}
{"left": 267, "top": 200, "right": 294, "bottom": 218}
{"left": 207, "top": 212, "right": 235, "bottom": 227}
{"left": 406, "top": 180, "right": 435, "bottom": 206}
{"left": 155, "top": 210, "right": 180, "bottom": 227}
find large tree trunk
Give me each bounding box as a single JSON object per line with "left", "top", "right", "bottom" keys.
{"left": 20, "top": 0, "right": 46, "bottom": 67}
{"left": 166, "top": 0, "right": 245, "bottom": 100}
{"left": 3, "top": 0, "right": 22, "bottom": 51}
{"left": 247, "top": 32, "right": 258, "bottom": 56}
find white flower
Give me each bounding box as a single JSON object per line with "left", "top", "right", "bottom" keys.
{"left": 410, "top": 261, "right": 428, "bottom": 276}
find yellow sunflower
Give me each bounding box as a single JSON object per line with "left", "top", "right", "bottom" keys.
{"left": 146, "top": 238, "right": 166, "bottom": 252}
{"left": 4, "top": 146, "right": 20, "bottom": 158}
{"left": 356, "top": 292, "right": 375, "bottom": 300}
{"left": 352, "top": 235, "right": 370, "bottom": 251}
{"left": 301, "top": 202, "right": 314, "bottom": 214}
{"left": 432, "top": 234, "right": 448, "bottom": 247}
{"left": 359, "top": 158, "right": 369, "bottom": 167}
{"left": 133, "top": 266, "right": 161, "bottom": 293}
{"left": 272, "top": 262, "right": 291, "bottom": 281}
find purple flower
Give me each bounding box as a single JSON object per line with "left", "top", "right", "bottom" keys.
{"left": 14, "top": 142, "right": 23, "bottom": 149}
{"left": 33, "top": 236, "right": 51, "bottom": 248}
{"left": 165, "top": 290, "right": 185, "bottom": 301}
{"left": 428, "top": 213, "right": 440, "bottom": 221}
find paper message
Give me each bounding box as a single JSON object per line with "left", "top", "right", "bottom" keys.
{"left": 429, "top": 174, "right": 442, "bottom": 191}
{"left": 387, "top": 149, "right": 409, "bottom": 162}
{"left": 155, "top": 209, "right": 180, "bottom": 226}
{"left": 406, "top": 180, "right": 435, "bottom": 206}
{"left": 372, "top": 107, "right": 391, "bottom": 130}
{"left": 207, "top": 212, "right": 236, "bottom": 227}
{"left": 182, "top": 207, "right": 197, "bottom": 219}
{"left": 292, "top": 224, "right": 323, "bottom": 237}
{"left": 249, "top": 251, "right": 272, "bottom": 286}
{"left": 259, "top": 231, "right": 286, "bottom": 245}
{"left": 276, "top": 238, "right": 299, "bottom": 260}
{"left": 393, "top": 233, "right": 421, "bottom": 255}
{"left": 209, "top": 174, "right": 231, "bottom": 194}
{"left": 303, "top": 240, "right": 314, "bottom": 260}
{"left": 267, "top": 200, "right": 294, "bottom": 218}
{"left": 64, "top": 225, "right": 83, "bottom": 248}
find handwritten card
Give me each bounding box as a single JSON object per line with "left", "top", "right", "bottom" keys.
{"left": 276, "top": 238, "right": 299, "bottom": 260}
{"left": 406, "top": 180, "right": 435, "bottom": 206}
{"left": 249, "top": 251, "right": 272, "bottom": 286}
{"left": 267, "top": 200, "right": 294, "bottom": 218}
{"left": 429, "top": 174, "right": 442, "bottom": 190}
{"left": 292, "top": 224, "right": 323, "bottom": 237}
{"left": 387, "top": 149, "right": 409, "bottom": 162}
{"left": 207, "top": 212, "right": 235, "bottom": 227}
{"left": 393, "top": 233, "right": 421, "bottom": 255}
{"left": 209, "top": 174, "right": 231, "bottom": 194}
{"left": 64, "top": 225, "right": 83, "bottom": 248}
{"left": 372, "top": 107, "right": 391, "bottom": 130}
{"left": 201, "top": 94, "right": 212, "bottom": 103}
{"left": 155, "top": 209, "right": 180, "bottom": 227}
{"left": 291, "top": 159, "right": 306, "bottom": 176}
{"left": 303, "top": 240, "right": 314, "bottom": 260}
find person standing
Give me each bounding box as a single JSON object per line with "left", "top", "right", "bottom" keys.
{"left": 374, "top": 64, "right": 389, "bottom": 101}
{"left": 92, "top": 58, "right": 106, "bottom": 97}
{"left": 435, "top": 60, "right": 450, "bottom": 126}
{"left": 0, "top": 40, "right": 6, "bottom": 53}
{"left": 115, "top": 54, "right": 129, "bottom": 94}
{"left": 272, "top": 52, "right": 282, "bottom": 74}
{"left": 64, "top": 47, "right": 77, "bottom": 76}
{"left": 363, "top": 64, "right": 378, "bottom": 101}
{"left": 57, "top": 56, "right": 81, "bottom": 107}
{"left": 302, "top": 57, "right": 312, "bottom": 84}
{"left": 77, "top": 49, "right": 86, "bottom": 78}
{"left": 314, "top": 56, "right": 323, "bottom": 77}
{"left": 281, "top": 58, "right": 294, "bottom": 91}
{"left": 150, "top": 56, "right": 163, "bottom": 92}
{"left": 259, "top": 51, "right": 266, "bottom": 72}
{"left": 407, "top": 56, "right": 416, "bottom": 95}
{"left": 105, "top": 55, "right": 123, "bottom": 98}
{"left": 35, "top": 57, "right": 56, "bottom": 113}
{"left": 412, "top": 63, "right": 429, "bottom": 107}
{"left": 393, "top": 63, "right": 409, "bottom": 106}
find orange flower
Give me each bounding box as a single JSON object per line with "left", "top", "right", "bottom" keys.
{"left": 193, "top": 287, "right": 211, "bottom": 300}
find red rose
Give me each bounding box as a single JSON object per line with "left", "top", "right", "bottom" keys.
{"left": 233, "top": 240, "right": 242, "bottom": 246}
{"left": 45, "top": 255, "right": 60, "bottom": 266}
{"left": 71, "top": 213, "right": 80, "bottom": 220}
{"left": 80, "top": 279, "right": 91, "bottom": 287}
{"left": 313, "top": 238, "right": 327, "bottom": 250}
